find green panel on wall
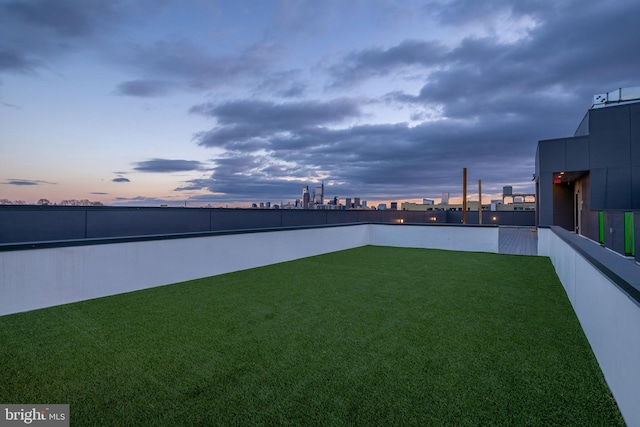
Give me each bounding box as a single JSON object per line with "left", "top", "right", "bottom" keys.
{"left": 599, "top": 211, "right": 605, "bottom": 244}
{"left": 624, "top": 212, "right": 635, "bottom": 256}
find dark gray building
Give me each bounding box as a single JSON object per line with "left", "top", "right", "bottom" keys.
{"left": 535, "top": 87, "right": 639, "bottom": 256}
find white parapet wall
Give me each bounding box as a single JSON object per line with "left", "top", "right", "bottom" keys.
{"left": 0, "top": 225, "right": 369, "bottom": 316}
{"left": 0, "top": 223, "right": 500, "bottom": 317}
{"left": 538, "top": 227, "right": 640, "bottom": 427}
{"left": 369, "top": 223, "right": 499, "bottom": 253}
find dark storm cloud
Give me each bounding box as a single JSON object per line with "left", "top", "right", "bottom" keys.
{"left": 112, "top": 177, "right": 130, "bottom": 183}
{"left": 133, "top": 159, "right": 207, "bottom": 173}
{"left": 190, "top": 98, "right": 362, "bottom": 148}
{"left": 114, "top": 80, "right": 175, "bottom": 97}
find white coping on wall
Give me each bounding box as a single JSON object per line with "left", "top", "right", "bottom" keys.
{"left": 538, "top": 227, "right": 640, "bottom": 427}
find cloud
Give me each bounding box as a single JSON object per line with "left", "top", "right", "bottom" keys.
{"left": 90, "top": 192, "right": 109, "bottom": 195}
{"left": 178, "top": 114, "right": 538, "bottom": 203}
{"left": 114, "top": 80, "right": 175, "bottom": 97}
{"left": 254, "top": 70, "right": 308, "bottom": 98}
{"left": 3, "top": 0, "right": 116, "bottom": 38}
{"left": 116, "top": 39, "right": 283, "bottom": 95}
{"left": 190, "top": 98, "right": 362, "bottom": 148}
{"left": 2, "top": 179, "right": 56, "bottom": 186}
{"left": 169, "top": 0, "right": 640, "bottom": 204}
{"left": 133, "top": 159, "right": 207, "bottom": 173}
{"left": 0, "top": 0, "right": 124, "bottom": 76}
{"left": 0, "top": 49, "right": 44, "bottom": 74}
{"left": 327, "top": 40, "right": 448, "bottom": 88}
{"left": 5, "top": 0, "right": 640, "bottom": 206}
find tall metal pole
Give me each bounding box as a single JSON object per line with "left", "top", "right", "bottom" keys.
{"left": 462, "top": 168, "right": 467, "bottom": 224}
{"left": 478, "top": 179, "right": 482, "bottom": 224}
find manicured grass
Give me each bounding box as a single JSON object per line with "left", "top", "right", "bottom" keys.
{"left": 0, "top": 246, "right": 624, "bottom": 426}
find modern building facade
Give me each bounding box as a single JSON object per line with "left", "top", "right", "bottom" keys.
{"left": 535, "top": 87, "right": 639, "bottom": 256}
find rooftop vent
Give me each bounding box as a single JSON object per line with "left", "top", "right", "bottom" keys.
{"left": 592, "top": 86, "right": 640, "bottom": 108}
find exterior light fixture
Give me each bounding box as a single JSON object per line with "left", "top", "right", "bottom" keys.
{"left": 492, "top": 216, "right": 497, "bottom": 221}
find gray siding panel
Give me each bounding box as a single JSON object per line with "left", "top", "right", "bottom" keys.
{"left": 589, "top": 105, "right": 631, "bottom": 169}
{"left": 538, "top": 139, "right": 567, "bottom": 173}
{"left": 565, "top": 137, "right": 590, "bottom": 171}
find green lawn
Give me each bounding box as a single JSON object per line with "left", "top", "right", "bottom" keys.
{"left": 0, "top": 246, "right": 624, "bottom": 426}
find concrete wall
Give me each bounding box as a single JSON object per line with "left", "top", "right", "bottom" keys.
{"left": 370, "top": 224, "right": 499, "bottom": 253}
{"left": 538, "top": 227, "right": 640, "bottom": 427}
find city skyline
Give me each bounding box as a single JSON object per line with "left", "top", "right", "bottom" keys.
{"left": 2, "top": 0, "right": 639, "bottom": 207}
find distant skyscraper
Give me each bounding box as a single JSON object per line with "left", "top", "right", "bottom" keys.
{"left": 440, "top": 193, "right": 450, "bottom": 204}
{"left": 390, "top": 202, "right": 398, "bottom": 210}
{"left": 302, "top": 186, "right": 310, "bottom": 208}
{"left": 354, "top": 197, "right": 361, "bottom": 208}
{"left": 345, "top": 198, "right": 352, "bottom": 209}
{"left": 314, "top": 181, "right": 324, "bottom": 205}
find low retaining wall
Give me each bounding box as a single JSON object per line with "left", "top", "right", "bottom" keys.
{"left": 370, "top": 223, "right": 499, "bottom": 253}
{"left": 0, "top": 223, "right": 499, "bottom": 317}
{"left": 538, "top": 227, "right": 640, "bottom": 427}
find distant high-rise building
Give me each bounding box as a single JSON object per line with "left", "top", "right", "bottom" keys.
{"left": 390, "top": 202, "right": 398, "bottom": 210}
{"left": 354, "top": 197, "right": 361, "bottom": 208}
{"left": 302, "top": 186, "right": 310, "bottom": 208}
{"left": 440, "top": 193, "right": 450, "bottom": 204}
{"left": 314, "top": 181, "right": 324, "bottom": 205}
{"left": 345, "top": 197, "right": 352, "bottom": 209}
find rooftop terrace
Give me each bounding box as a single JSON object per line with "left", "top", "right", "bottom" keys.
{"left": 0, "top": 246, "right": 624, "bottom": 425}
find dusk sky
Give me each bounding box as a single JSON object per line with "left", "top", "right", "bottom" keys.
{"left": 1, "top": 0, "right": 639, "bottom": 207}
